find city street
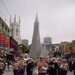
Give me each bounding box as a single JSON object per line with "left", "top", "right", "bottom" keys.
{"left": 4, "top": 69, "right": 73, "bottom": 75}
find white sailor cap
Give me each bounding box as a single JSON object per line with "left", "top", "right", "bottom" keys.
{"left": 0, "top": 58, "right": 2, "bottom": 60}
{"left": 62, "top": 59, "right": 66, "bottom": 62}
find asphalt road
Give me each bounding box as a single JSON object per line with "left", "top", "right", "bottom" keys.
{"left": 4, "top": 70, "right": 73, "bottom": 75}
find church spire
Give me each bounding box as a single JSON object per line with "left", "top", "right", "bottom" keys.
{"left": 10, "top": 15, "right": 11, "bottom": 24}
{"left": 35, "top": 13, "right": 38, "bottom": 22}
{"left": 14, "top": 14, "right": 16, "bottom": 22}
{"left": 19, "top": 16, "right": 20, "bottom": 24}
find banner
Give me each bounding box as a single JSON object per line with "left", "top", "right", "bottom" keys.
{"left": 0, "top": 34, "right": 5, "bottom": 38}
{"left": 0, "top": 34, "right": 6, "bottom": 47}
{"left": 4, "top": 39, "right": 10, "bottom": 47}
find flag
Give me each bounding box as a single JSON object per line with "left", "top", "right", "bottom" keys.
{"left": 59, "top": 47, "right": 62, "bottom": 53}
{"left": 61, "top": 49, "right": 64, "bottom": 54}
{"left": 19, "top": 50, "right": 23, "bottom": 54}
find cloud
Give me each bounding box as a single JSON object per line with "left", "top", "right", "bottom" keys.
{"left": 0, "top": 0, "right": 75, "bottom": 44}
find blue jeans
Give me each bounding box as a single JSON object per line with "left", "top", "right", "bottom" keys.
{"left": 18, "top": 69, "right": 24, "bottom": 75}
{"left": 62, "top": 70, "right": 67, "bottom": 75}
{"left": 0, "top": 69, "right": 3, "bottom": 75}
{"left": 39, "top": 72, "right": 46, "bottom": 75}
{"left": 13, "top": 69, "right": 19, "bottom": 75}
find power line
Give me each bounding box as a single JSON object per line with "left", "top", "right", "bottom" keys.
{"left": 1, "top": 0, "right": 10, "bottom": 15}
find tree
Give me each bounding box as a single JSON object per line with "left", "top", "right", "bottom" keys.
{"left": 20, "top": 44, "right": 30, "bottom": 53}
{"left": 54, "top": 51, "right": 61, "bottom": 57}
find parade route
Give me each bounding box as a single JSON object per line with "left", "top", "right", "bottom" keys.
{"left": 4, "top": 69, "right": 73, "bottom": 75}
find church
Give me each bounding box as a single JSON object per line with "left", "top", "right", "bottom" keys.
{"left": 10, "top": 15, "right": 21, "bottom": 45}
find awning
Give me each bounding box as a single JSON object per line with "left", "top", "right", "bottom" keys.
{"left": 8, "top": 48, "right": 14, "bottom": 52}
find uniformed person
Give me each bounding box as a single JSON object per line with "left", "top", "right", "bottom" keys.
{"left": 48, "top": 58, "right": 58, "bottom": 75}
{"left": 68, "top": 58, "right": 73, "bottom": 72}
{"left": 0, "top": 58, "right": 4, "bottom": 75}
{"left": 12, "top": 59, "right": 19, "bottom": 75}
{"left": 18, "top": 60, "right": 24, "bottom": 75}
{"left": 61, "top": 59, "right": 68, "bottom": 75}
{"left": 26, "top": 58, "right": 34, "bottom": 75}
{"left": 57, "top": 58, "right": 62, "bottom": 75}
{"left": 73, "top": 58, "right": 75, "bottom": 75}
{"left": 37, "top": 57, "right": 48, "bottom": 75}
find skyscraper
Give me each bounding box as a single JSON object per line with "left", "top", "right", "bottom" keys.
{"left": 44, "top": 37, "right": 52, "bottom": 44}
{"left": 22, "top": 39, "right": 28, "bottom": 47}
{"left": 30, "top": 13, "right": 41, "bottom": 60}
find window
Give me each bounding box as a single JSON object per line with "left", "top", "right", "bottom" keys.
{"left": 16, "top": 28, "right": 18, "bottom": 36}
{"left": 0, "top": 24, "right": 1, "bottom": 33}
{"left": 2, "top": 24, "right": 4, "bottom": 32}
{"left": 12, "top": 28, "right": 13, "bottom": 36}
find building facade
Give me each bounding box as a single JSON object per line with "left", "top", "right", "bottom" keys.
{"left": 44, "top": 37, "right": 52, "bottom": 44}
{"left": 22, "top": 39, "right": 28, "bottom": 47}
{"left": 10, "top": 15, "right": 21, "bottom": 45}
{"left": 0, "top": 17, "right": 10, "bottom": 57}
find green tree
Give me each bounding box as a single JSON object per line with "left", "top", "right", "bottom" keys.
{"left": 20, "top": 44, "right": 30, "bottom": 53}
{"left": 54, "top": 51, "right": 61, "bottom": 57}
{"left": 51, "top": 46, "right": 55, "bottom": 51}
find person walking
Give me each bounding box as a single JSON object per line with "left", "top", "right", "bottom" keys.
{"left": 12, "top": 59, "right": 19, "bottom": 75}
{"left": 48, "top": 58, "right": 58, "bottom": 75}
{"left": 0, "top": 58, "right": 4, "bottom": 75}
{"left": 73, "top": 58, "right": 75, "bottom": 75}
{"left": 37, "top": 57, "right": 48, "bottom": 75}
{"left": 26, "top": 58, "right": 34, "bottom": 75}
{"left": 68, "top": 58, "right": 73, "bottom": 72}
{"left": 18, "top": 60, "right": 24, "bottom": 75}
{"left": 61, "top": 59, "right": 68, "bottom": 75}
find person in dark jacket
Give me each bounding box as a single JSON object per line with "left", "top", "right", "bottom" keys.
{"left": 57, "top": 58, "right": 62, "bottom": 75}
{"left": 26, "top": 58, "right": 34, "bottom": 75}
{"left": 68, "top": 59, "right": 73, "bottom": 72}
{"left": 48, "top": 58, "right": 58, "bottom": 75}
{"left": 73, "top": 58, "right": 75, "bottom": 75}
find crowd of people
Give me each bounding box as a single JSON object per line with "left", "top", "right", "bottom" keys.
{"left": 0, "top": 56, "right": 75, "bottom": 75}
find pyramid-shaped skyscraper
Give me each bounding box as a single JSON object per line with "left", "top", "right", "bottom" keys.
{"left": 30, "top": 14, "right": 41, "bottom": 60}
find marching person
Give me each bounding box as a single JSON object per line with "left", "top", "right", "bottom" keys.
{"left": 12, "top": 59, "right": 19, "bottom": 75}
{"left": 61, "top": 59, "right": 68, "bottom": 75}
{"left": 73, "top": 58, "right": 75, "bottom": 75}
{"left": 18, "top": 60, "right": 24, "bottom": 75}
{"left": 68, "top": 58, "right": 73, "bottom": 72}
{"left": 37, "top": 57, "right": 48, "bottom": 75}
{"left": 0, "top": 58, "right": 4, "bottom": 75}
{"left": 48, "top": 58, "right": 58, "bottom": 75}
{"left": 26, "top": 58, "right": 34, "bottom": 75}
{"left": 57, "top": 58, "right": 62, "bottom": 75}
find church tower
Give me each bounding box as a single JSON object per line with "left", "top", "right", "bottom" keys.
{"left": 30, "top": 13, "right": 41, "bottom": 60}
{"left": 10, "top": 14, "right": 21, "bottom": 44}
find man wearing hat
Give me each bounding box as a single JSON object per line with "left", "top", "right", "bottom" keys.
{"left": 26, "top": 58, "right": 34, "bottom": 75}
{"left": 48, "top": 58, "right": 58, "bottom": 75}
{"left": 37, "top": 57, "right": 48, "bottom": 75}
{"left": 57, "top": 58, "right": 62, "bottom": 75}
{"left": 61, "top": 59, "right": 68, "bottom": 75}
{"left": 0, "top": 58, "right": 4, "bottom": 75}
{"left": 12, "top": 59, "right": 19, "bottom": 75}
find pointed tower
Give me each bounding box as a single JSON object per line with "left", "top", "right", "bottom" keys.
{"left": 10, "top": 15, "right": 12, "bottom": 24}
{"left": 30, "top": 13, "right": 41, "bottom": 60}
{"left": 19, "top": 16, "right": 20, "bottom": 24}
{"left": 10, "top": 14, "right": 21, "bottom": 45}
{"left": 14, "top": 14, "right": 16, "bottom": 22}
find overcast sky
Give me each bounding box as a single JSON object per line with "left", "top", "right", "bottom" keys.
{"left": 0, "top": 0, "right": 75, "bottom": 44}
